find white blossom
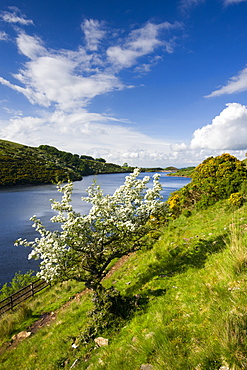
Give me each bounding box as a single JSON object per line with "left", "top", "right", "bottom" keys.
{"left": 16, "top": 169, "right": 166, "bottom": 285}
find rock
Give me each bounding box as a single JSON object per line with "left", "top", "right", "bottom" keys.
{"left": 140, "top": 364, "right": 153, "bottom": 370}
{"left": 94, "top": 337, "right": 109, "bottom": 347}
{"left": 219, "top": 361, "right": 230, "bottom": 370}
{"left": 12, "top": 331, "right": 32, "bottom": 341}
{"left": 145, "top": 332, "right": 155, "bottom": 340}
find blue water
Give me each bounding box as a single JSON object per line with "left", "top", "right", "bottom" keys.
{"left": 0, "top": 172, "right": 190, "bottom": 287}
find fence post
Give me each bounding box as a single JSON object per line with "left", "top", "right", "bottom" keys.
{"left": 10, "top": 295, "right": 13, "bottom": 311}
{"left": 31, "top": 282, "right": 35, "bottom": 296}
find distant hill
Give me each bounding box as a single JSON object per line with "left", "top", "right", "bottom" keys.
{"left": 164, "top": 166, "right": 178, "bottom": 171}
{"left": 0, "top": 140, "right": 164, "bottom": 187}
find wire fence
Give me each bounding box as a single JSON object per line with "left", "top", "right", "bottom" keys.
{"left": 0, "top": 280, "right": 50, "bottom": 315}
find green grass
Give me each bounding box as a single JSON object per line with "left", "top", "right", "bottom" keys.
{"left": 1, "top": 200, "right": 247, "bottom": 369}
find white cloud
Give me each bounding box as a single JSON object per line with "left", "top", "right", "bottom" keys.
{"left": 0, "top": 76, "right": 50, "bottom": 107}
{"left": 2, "top": 104, "right": 246, "bottom": 167}
{"left": 223, "top": 0, "right": 247, "bottom": 4}
{"left": 0, "top": 17, "right": 186, "bottom": 167}
{"left": 2, "top": 107, "right": 23, "bottom": 116}
{"left": 0, "top": 31, "right": 8, "bottom": 41}
{"left": 0, "top": 32, "right": 123, "bottom": 111}
{"left": 179, "top": 0, "right": 247, "bottom": 14}
{"left": 0, "top": 108, "right": 172, "bottom": 166}
{"left": 16, "top": 33, "right": 46, "bottom": 59}
{"left": 81, "top": 19, "right": 106, "bottom": 51}
{"left": 171, "top": 142, "right": 188, "bottom": 151}
{"left": 107, "top": 21, "right": 180, "bottom": 68}
{"left": 206, "top": 66, "right": 247, "bottom": 97}
{"left": 0, "top": 7, "right": 34, "bottom": 25}
{"left": 190, "top": 103, "right": 247, "bottom": 150}
{"left": 178, "top": 0, "right": 205, "bottom": 14}
{"left": 0, "top": 20, "right": 180, "bottom": 112}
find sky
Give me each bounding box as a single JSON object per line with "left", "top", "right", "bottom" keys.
{"left": 0, "top": 0, "right": 247, "bottom": 168}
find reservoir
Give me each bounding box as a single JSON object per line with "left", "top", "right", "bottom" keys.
{"left": 0, "top": 172, "right": 190, "bottom": 287}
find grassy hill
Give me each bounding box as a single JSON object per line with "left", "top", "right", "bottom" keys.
{"left": 0, "top": 140, "right": 130, "bottom": 186}
{"left": 1, "top": 155, "right": 247, "bottom": 368}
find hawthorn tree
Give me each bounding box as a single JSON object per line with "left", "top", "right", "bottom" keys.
{"left": 16, "top": 169, "right": 165, "bottom": 295}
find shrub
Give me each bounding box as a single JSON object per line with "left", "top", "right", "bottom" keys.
{"left": 167, "top": 154, "right": 247, "bottom": 216}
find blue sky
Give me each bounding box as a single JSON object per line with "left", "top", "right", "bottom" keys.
{"left": 0, "top": 0, "right": 247, "bottom": 167}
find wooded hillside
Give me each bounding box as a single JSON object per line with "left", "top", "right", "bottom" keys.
{"left": 0, "top": 140, "right": 130, "bottom": 186}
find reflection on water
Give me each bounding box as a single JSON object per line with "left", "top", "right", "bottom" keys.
{"left": 0, "top": 172, "right": 190, "bottom": 287}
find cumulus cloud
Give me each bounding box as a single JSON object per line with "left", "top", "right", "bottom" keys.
{"left": 206, "top": 66, "right": 247, "bottom": 97}
{"left": 0, "top": 7, "right": 34, "bottom": 25}
{"left": 190, "top": 103, "right": 247, "bottom": 150}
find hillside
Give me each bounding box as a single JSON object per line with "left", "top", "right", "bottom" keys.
{"left": 1, "top": 153, "right": 247, "bottom": 369}
{"left": 0, "top": 140, "right": 164, "bottom": 187}
{"left": 0, "top": 140, "right": 130, "bottom": 187}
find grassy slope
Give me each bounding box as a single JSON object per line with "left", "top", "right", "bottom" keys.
{"left": 0, "top": 139, "right": 83, "bottom": 185}
{"left": 1, "top": 200, "right": 247, "bottom": 369}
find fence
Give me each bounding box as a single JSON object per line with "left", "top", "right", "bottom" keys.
{"left": 0, "top": 280, "right": 50, "bottom": 315}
